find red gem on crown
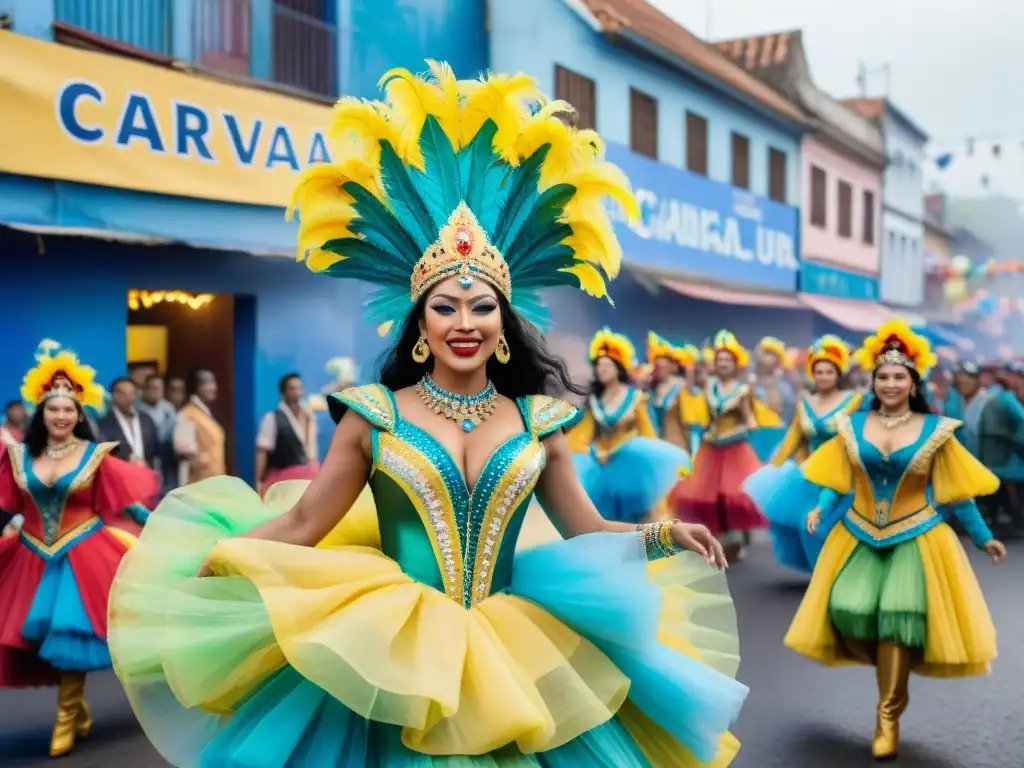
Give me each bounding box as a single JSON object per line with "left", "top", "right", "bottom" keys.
{"left": 455, "top": 227, "right": 473, "bottom": 256}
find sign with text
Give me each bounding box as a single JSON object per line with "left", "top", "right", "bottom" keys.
{"left": 0, "top": 31, "right": 333, "bottom": 207}
{"left": 605, "top": 144, "right": 800, "bottom": 291}
{"left": 800, "top": 260, "right": 880, "bottom": 301}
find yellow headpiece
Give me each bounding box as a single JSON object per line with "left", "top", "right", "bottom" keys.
{"left": 288, "top": 61, "right": 639, "bottom": 334}
{"left": 805, "top": 335, "right": 852, "bottom": 378}
{"left": 709, "top": 330, "right": 750, "bottom": 369}
{"left": 758, "top": 336, "right": 788, "bottom": 366}
{"left": 589, "top": 327, "right": 637, "bottom": 372}
{"left": 20, "top": 339, "right": 105, "bottom": 411}
{"left": 647, "top": 331, "right": 695, "bottom": 369}
{"left": 854, "top": 319, "right": 937, "bottom": 379}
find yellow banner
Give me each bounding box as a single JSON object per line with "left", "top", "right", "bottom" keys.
{"left": 0, "top": 31, "right": 334, "bottom": 207}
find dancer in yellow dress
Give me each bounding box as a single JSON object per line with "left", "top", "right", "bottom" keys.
{"left": 784, "top": 319, "right": 1006, "bottom": 760}
{"left": 108, "top": 62, "right": 748, "bottom": 767}
{"left": 566, "top": 329, "right": 691, "bottom": 523}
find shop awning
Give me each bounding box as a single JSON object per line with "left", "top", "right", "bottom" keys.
{"left": 797, "top": 293, "right": 895, "bottom": 331}
{"left": 661, "top": 279, "right": 805, "bottom": 308}
{"left": 914, "top": 323, "right": 975, "bottom": 351}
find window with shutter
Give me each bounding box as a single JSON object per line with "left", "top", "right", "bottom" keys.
{"left": 768, "top": 147, "right": 786, "bottom": 202}
{"left": 862, "top": 190, "right": 875, "bottom": 245}
{"left": 686, "top": 111, "right": 708, "bottom": 176}
{"left": 554, "top": 65, "right": 596, "bottom": 130}
{"left": 810, "top": 166, "right": 827, "bottom": 228}
{"left": 731, "top": 132, "right": 750, "bottom": 189}
{"left": 630, "top": 88, "right": 658, "bottom": 159}
{"left": 838, "top": 181, "right": 853, "bottom": 238}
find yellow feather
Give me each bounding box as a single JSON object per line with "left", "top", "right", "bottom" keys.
{"left": 378, "top": 68, "right": 431, "bottom": 169}
{"left": 306, "top": 248, "right": 345, "bottom": 272}
{"left": 297, "top": 213, "right": 357, "bottom": 263}
{"left": 562, "top": 210, "right": 622, "bottom": 278}
{"left": 560, "top": 262, "right": 609, "bottom": 300}
{"left": 377, "top": 321, "right": 394, "bottom": 337}
{"left": 460, "top": 72, "right": 543, "bottom": 163}
{"left": 424, "top": 59, "right": 462, "bottom": 148}
{"left": 563, "top": 162, "right": 640, "bottom": 222}
{"left": 328, "top": 99, "right": 396, "bottom": 171}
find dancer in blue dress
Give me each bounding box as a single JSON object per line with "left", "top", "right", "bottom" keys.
{"left": 745, "top": 335, "right": 863, "bottom": 573}
{"left": 567, "top": 328, "right": 691, "bottom": 523}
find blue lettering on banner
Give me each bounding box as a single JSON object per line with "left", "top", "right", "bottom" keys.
{"left": 604, "top": 144, "right": 800, "bottom": 291}
{"left": 800, "top": 261, "right": 880, "bottom": 301}
{"left": 54, "top": 81, "right": 332, "bottom": 170}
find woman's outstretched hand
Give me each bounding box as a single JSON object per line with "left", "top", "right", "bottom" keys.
{"left": 671, "top": 522, "right": 728, "bottom": 570}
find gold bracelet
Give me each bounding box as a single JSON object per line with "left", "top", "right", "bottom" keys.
{"left": 636, "top": 519, "right": 682, "bottom": 561}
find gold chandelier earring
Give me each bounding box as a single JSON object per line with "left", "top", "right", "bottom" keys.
{"left": 495, "top": 332, "right": 510, "bottom": 364}
{"left": 412, "top": 336, "right": 430, "bottom": 363}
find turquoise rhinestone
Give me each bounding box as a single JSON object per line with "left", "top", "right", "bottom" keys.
{"left": 461, "top": 418, "right": 475, "bottom": 432}
{"left": 458, "top": 276, "right": 473, "bottom": 289}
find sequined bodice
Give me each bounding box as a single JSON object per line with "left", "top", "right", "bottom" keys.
{"left": 646, "top": 382, "right": 681, "bottom": 436}
{"left": 337, "top": 385, "right": 580, "bottom": 609}
{"left": 5, "top": 442, "right": 111, "bottom": 546}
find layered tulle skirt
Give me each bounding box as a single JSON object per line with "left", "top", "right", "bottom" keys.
{"left": 572, "top": 438, "right": 691, "bottom": 524}
{"left": 109, "top": 478, "right": 747, "bottom": 767}
{"left": 742, "top": 461, "right": 822, "bottom": 573}
{"left": 0, "top": 524, "right": 137, "bottom": 687}
{"left": 670, "top": 442, "right": 765, "bottom": 535}
{"left": 259, "top": 461, "right": 321, "bottom": 497}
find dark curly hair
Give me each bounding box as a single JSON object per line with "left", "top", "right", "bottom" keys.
{"left": 377, "top": 294, "right": 584, "bottom": 400}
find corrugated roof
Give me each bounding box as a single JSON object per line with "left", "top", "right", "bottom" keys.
{"left": 577, "top": 0, "right": 806, "bottom": 124}
{"left": 714, "top": 30, "right": 797, "bottom": 71}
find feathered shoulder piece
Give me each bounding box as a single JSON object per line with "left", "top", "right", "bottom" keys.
{"left": 854, "top": 319, "right": 937, "bottom": 378}
{"left": 288, "top": 61, "right": 640, "bottom": 334}
{"left": 806, "top": 334, "right": 851, "bottom": 378}
{"left": 589, "top": 328, "right": 637, "bottom": 372}
{"left": 21, "top": 339, "right": 105, "bottom": 410}
{"left": 710, "top": 330, "right": 750, "bottom": 369}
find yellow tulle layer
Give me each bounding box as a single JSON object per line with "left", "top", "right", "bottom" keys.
{"left": 110, "top": 479, "right": 744, "bottom": 765}
{"left": 785, "top": 522, "right": 996, "bottom": 677}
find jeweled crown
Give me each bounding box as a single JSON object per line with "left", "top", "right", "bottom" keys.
{"left": 875, "top": 345, "right": 915, "bottom": 370}
{"left": 410, "top": 203, "right": 512, "bottom": 303}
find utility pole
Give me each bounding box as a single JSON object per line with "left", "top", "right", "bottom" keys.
{"left": 857, "top": 61, "right": 892, "bottom": 97}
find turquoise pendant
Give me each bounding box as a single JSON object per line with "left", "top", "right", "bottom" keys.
{"left": 458, "top": 275, "right": 473, "bottom": 289}
{"left": 461, "top": 418, "right": 475, "bottom": 432}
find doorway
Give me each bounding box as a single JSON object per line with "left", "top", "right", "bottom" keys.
{"left": 126, "top": 289, "right": 240, "bottom": 475}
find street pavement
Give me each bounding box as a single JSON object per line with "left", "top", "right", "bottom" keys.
{"left": 1, "top": 538, "right": 1021, "bottom": 767}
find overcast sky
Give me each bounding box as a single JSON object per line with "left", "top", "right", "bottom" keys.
{"left": 651, "top": 0, "right": 1024, "bottom": 200}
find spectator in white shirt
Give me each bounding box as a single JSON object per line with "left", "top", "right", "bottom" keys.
{"left": 255, "top": 373, "right": 319, "bottom": 496}
{"left": 137, "top": 374, "right": 180, "bottom": 493}
{"left": 98, "top": 377, "right": 159, "bottom": 467}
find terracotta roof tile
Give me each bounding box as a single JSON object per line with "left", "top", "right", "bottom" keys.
{"left": 713, "top": 30, "right": 797, "bottom": 71}
{"left": 579, "top": 0, "right": 805, "bottom": 124}
{"left": 841, "top": 97, "right": 886, "bottom": 121}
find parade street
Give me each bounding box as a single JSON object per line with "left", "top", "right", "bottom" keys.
{"left": 2, "top": 538, "right": 1021, "bottom": 768}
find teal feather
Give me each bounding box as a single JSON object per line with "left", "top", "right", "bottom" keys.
{"left": 503, "top": 183, "right": 575, "bottom": 268}
{"left": 512, "top": 246, "right": 579, "bottom": 288}
{"left": 343, "top": 182, "right": 421, "bottom": 263}
{"left": 411, "top": 115, "right": 462, "bottom": 229}
{"left": 318, "top": 238, "right": 411, "bottom": 283}
{"left": 457, "top": 120, "right": 505, "bottom": 237}
{"left": 510, "top": 290, "right": 554, "bottom": 330}
{"left": 364, "top": 288, "right": 413, "bottom": 325}
{"left": 492, "top": 145, "right": 551, "bottom": 252}
{"left": 377, "top": 141, "right": 436, "bottom": 251}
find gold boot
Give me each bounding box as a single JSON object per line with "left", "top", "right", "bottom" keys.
{"left": 49, "top": 672, "right": 87, "bottom": 757}
{"left": 872, "top": 642, "right": 911, "bottom": 760}
{"left": 77, "top": 695, "right": 92, "bottom": 739}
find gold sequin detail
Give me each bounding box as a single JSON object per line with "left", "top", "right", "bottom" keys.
{"left": 338, "top": 384, "right": 396, "bottom": 431}
{"left": 845, "top": 504, "right": 937, "bottom": 541}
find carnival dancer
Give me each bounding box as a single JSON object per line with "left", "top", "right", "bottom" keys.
{"left": 255, "top": 373, "right": 320, "bottom": 496}
{"left": 749, "top": 336, "right": 795, "bottom": 462}
{"left": 0, "top": 341, "right": 155, "bottom": 757}
{"left": 645, "top": 331, "right": 685, "bottom": 436}
{"left": 567, "top": 328, "right": 692, "bottom": 523}
{"left": 670, "top": 330, "right": 781, "bottom": 562}
{"left": 785, "top": 319, "right": 1006, "bottom": 760}
{"left": 107, "top": 63, "right": 748, "bottom": 768}
{"left": 744, "top": 335, "right": 863, "bottom": 574}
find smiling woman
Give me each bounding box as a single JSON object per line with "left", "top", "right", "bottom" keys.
{"left": 108, "top": 62, "right": 749, "bottom": 768}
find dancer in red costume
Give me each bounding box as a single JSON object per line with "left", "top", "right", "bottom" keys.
{"left": 669, "top": 330, "right": 780, "bottom": 562}
{"left": 0, "top": 340, "right": 156, "bottom": 757}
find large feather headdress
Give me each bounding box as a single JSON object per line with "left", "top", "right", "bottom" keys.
{"left": 806, "top": 335, "right": 852, "bottom": 378}
{"left": 588, "top": 328, "right": 637, "bottom": 372}
{"left": 709, "top": 330, "right": 750, "bottom": 369}
{"left": 21, "top": 339, "right": 105, "bottom": 411}
{"left": 854, "top": 319, "right": 937, "bottom": 378}
{"left": 288, "top": 62, "right": 639, "bottom": 334}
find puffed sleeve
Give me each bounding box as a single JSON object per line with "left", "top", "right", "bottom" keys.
{"left": 931, "top": 433, "right": 1000, "bottom": 506}
{"left": 0, "top": 443, "right": 24, "bottom": 515}
{"left": 770, "top": 414, "right": 807, "bottom": 467}
{"left": 92, "top": 452, "right": 160, "bottom": 532}
{"left": 801, "top": 436, "right": 854, "bottom": 496}
{"left": 564, "top": 408, "right": 596, "bottom": 454}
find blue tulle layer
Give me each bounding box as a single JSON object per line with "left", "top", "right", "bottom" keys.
{"left": 743, "top": 461, "right": 823, "bottom": 574}
{"left": 747, "top": 427, "right": 788, "bottom": 464}
{"left": 572, "top": 438, "right": 691, "bottom": 523}
{"left": 129, "top": 533, "right": 746, "bottom": 767}
{"left": 22, "top": 553, "right": 111, "bottom": 671}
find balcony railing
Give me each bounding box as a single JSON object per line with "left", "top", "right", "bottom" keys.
{"left": 55, "top": 0, "right": 172, "bottom": 54}
{"left": 193, "top": 0, "right": 251, "bottom": 76}
{"left": 271, "top": 2, "right": 337, "bottom": 98}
